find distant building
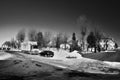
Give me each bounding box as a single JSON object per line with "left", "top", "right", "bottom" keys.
{"left": 60, "top": 44, "right": 70, "bottom": 50}
{"left": 21, "top": 41, "right": 37, "bottom": 51}
{"left": 1, "top": 44, "right": 10, "bottom": 50}
{"left": 99, "top": 38, "right": 116, "bottom": 50}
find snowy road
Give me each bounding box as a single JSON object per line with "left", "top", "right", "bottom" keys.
{"left": 1, "top": 51, "right": 120, "bottom": 80}
{"left": 17, "top": 52, "right": 120, "bottom": 75}
{"left": 2, "top": 50, "right": 120, "bottom": 75}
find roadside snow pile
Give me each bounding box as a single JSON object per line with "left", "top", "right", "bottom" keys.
{"left": 103, "top": 61, "right": 120, "bottom": 69}
{"left": 66, "top": 50, "right": 82, "bottom": 59}
{"left": 49, "top": 49, "right": 82, "bottom": 59}
{"left": 104, "top": 50, "right": 116, "bottom": 52}
{"left": 50, "top": 49, "right": 70, "bottom": 59}
{"left": 0, "top": 52, "right": 13, "bottom": 60}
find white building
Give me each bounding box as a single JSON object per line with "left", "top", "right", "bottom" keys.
{"left": 107, "top": 39, "right": 115, "bottom": 50}
{"left": 60, "top": 44, "right": 70, "bottom": 50}
{"left": 99, "top": 38, "right": 116, "bottom": 50}
{"left": 21, "top": 41, "right": 37, "bottom": 51}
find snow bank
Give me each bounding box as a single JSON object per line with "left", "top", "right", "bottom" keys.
{"left": 48, "top": 49, "right": 82, "bottom": 59}
{"left": 19, "top": 50, "right": 120, "bottom": 75}
{"left": 67, "top": 50, "right": 82, "bottom": 59}
{"left": 0, "top": 52, "right": 13, "bottom": 60}
{"left": 104, "top": 50, "right": 116, "bottom": 52}
{"left": 103, "top": 61, "right": 120, "bottom": 69}
{"left": 50, "top": 49, "right": 70, "bottom": 59}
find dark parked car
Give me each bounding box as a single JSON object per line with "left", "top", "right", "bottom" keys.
{"left": 39, "top": 50, "right": 54, "bottom": 57}
{"left": 7, "top": 48, "right": 11, "bottom": 51}
{"left": 0, "top": 47, "right": 2, "bottom": 50}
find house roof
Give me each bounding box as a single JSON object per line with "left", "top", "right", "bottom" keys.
{"left": 21, "top": 41, "right": 37, "bottom": 45}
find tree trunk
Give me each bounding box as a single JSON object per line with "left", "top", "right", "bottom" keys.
{"left": 65, "top": 44, "right": 66, "bottom": 50}
{"left": 82, "top": 37, "right": 84, "bottom": 51}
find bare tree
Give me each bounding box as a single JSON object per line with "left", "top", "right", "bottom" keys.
{"left": 81, "top": 26, "right": 87, "bottom": 50}
{"left": 43, "top": 32, "right": 52, "bottom": 47}
{"left": 10, "top": 38, "right": 17, "bottom": 48}
{"left": 77, "top": 15, "right": 88, "bottom": 51}
{"left": 28, "top": 29, "right": 37, "bottom": 41}
{"left": 16, "top": 29, "right": 25, "bottom": 43}
{"left": 16, "top": 29, "right": 25, "bottom": 48}
{"left": 54, "top": 33, "right": 63, "bottom": 50}
{"left": 87, "top": 31, "right": 96, "bottom": 52}
{"left": 2, "top": 41, "right": 11, "bottom": 47}
{"left": 61, "top": 33, "right": 69, "bottom": 50}
{"left": 36, "top": 31, "right": 44, "bottom": 48}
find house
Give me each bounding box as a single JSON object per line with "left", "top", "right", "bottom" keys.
{"left": 21, "top": 41, "right": 37, "bottom": 51}
{"left": 107, "top": 39, "right": 116, "bottom": 50}
{"left": 1, "top": 43, "right": 11, "bottom": 51}
{"left": 60, "top": 43, "right": 70, "bottom": 50}
{"left": 99, "top": 38, "right": 116, "bottom": 51}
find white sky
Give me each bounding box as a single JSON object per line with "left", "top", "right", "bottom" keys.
{"left": 0, "top": 25, "right": 23, "bottom": 46}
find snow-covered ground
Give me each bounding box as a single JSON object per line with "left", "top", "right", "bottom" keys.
{"left": 50, "top": 49, "right": 82, "bottom": 59}
{"left": 103, "top": 61, "right": 120, "bottom": 69}
{"left": 1, "top": 48, "right": 120, "bottom": 75}
{"left": 0, "top": 51, "right": 13, "bottom": 60}
{"left": 81, "top": 50, "right": 116, "bottom": 54}
{"left": 18, "top": 48, "right": 120, "bottom": 75}
{"left": 1, "top": 49, "right": 120, "bottom": 80}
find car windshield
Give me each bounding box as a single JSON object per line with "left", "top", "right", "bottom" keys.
{"left": 33, "top": 45, "right": 38, "bottom": 49}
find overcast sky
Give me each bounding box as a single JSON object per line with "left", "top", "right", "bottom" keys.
{"left": 0, "top": 0, "right": 120, "bottom": 46}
